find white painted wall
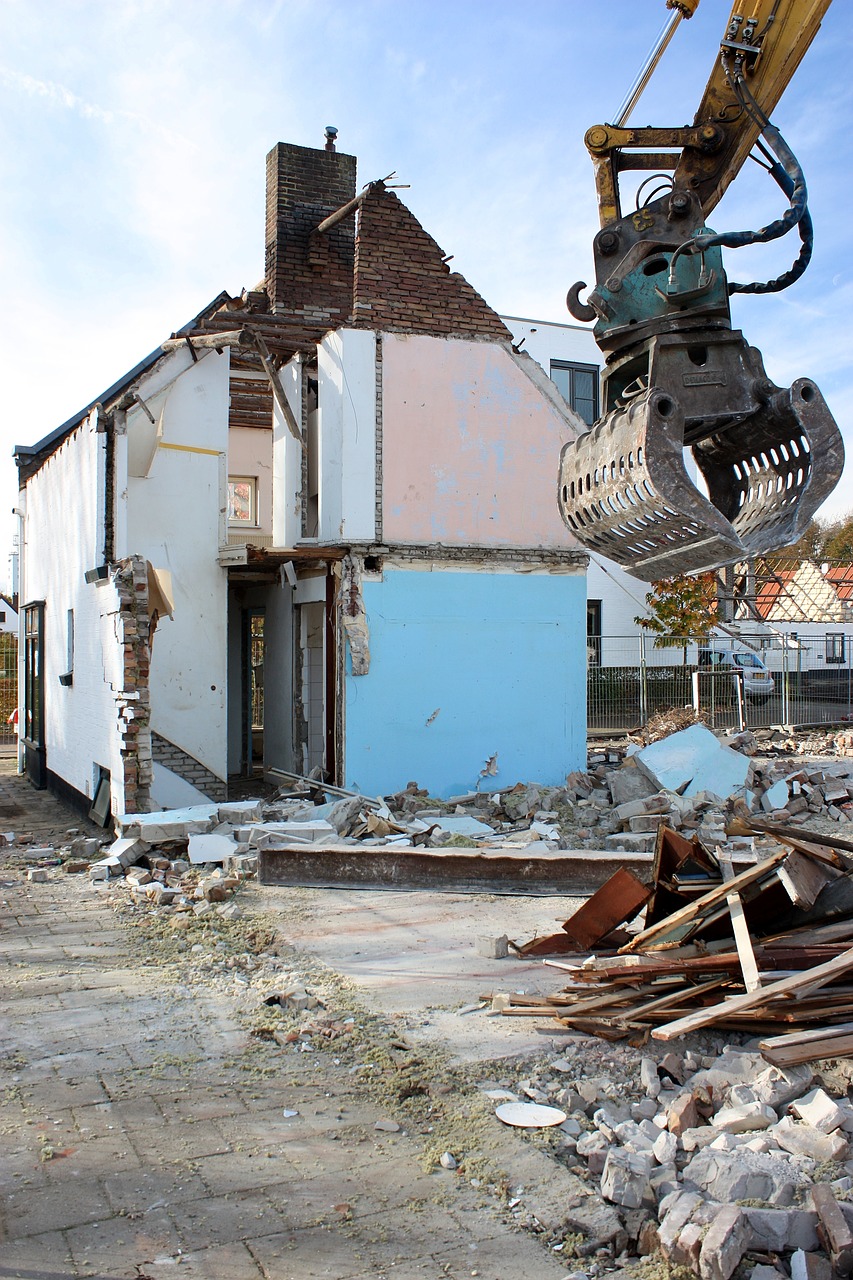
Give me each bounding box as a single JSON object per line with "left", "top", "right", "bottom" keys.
{"left": 126, "top": 349, "right": 230, "bottom": 781}
{"left": 317, "top": 330, "right": 376, "bottom": 542}
{"left": 273, "top": 356, "right": 305, "bottom": 548}
{"left": 502, "top": 315, "right": 600, "bottom": 375}
{"left": 22, "top": 408, "right": 129, "bottom": 812}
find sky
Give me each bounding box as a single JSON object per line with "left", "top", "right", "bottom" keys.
{"left": 1, "top": 0, "right": 852, "bottom": 591}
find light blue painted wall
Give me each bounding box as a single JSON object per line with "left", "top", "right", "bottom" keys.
{"left": 344, "top": 567, "right": 586, "bottom": 798}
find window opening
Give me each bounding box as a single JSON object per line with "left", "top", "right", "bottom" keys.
{"left": 228, "top": 476, "right": 258, "bottom": 525}
{"left": 550, "top": 361, "right": 600, "bottom": 427}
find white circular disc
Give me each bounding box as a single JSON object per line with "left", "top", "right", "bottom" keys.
{"left": 495, "top": 1102, "right": 567, "bottom": 1128}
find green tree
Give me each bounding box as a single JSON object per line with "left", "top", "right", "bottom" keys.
{"left": 785, "top": 518, "right": 824, "bottom": 563}
{"left": 820, "top": 511, "right": 853, "bottom": 562}
{"left": 635, "top": 574, "right": 720, "bottom": 664}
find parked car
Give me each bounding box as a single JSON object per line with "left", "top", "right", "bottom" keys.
{"left": 697, "top": 645, "right": 775, "bottom": 704}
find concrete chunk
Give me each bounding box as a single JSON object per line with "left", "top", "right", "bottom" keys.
{"left": 600, "top": 1147, "right": 655, "bottom": 1209}
{"left": 711, "top": 1103, "right": 777, "bottom": 1133}
{"left": 774, "top": 1116, "right": 850, "bottom": 1163}
{"left": 683, "top": 1147, "right": 809, "bottom": 1205}
{"left": 792, "top": 1089, "right": 847, "bottom": 1135}
{"left": 790, "top": 1250, "right": 832, "bottom": 1280}
{"left": 699, "top": 1205, "right": 751, "bottom": 1280}
{"left": 659, "top": 1191, "right": 704, "bottom": 1258}
{"left": 635, "top": 723, "right": 749, "bottom": 799}
{"left": 188, "top": 832, "right": 238, "bottom": 865}
{"left": 217, "top": 800, "right": 264, "bottom": 824}
{"left": 119, "top": 805, "right": 219, "bottom": 842}
{"left": 106, "top": 836, "right": 150, "bottom": 869}
{"left": 745, "top": 1207, "right": 820, "bottom": 1252}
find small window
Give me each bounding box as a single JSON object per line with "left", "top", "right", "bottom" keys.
{"left": 228, "top": 477, "right": 258, "bottom": 525}
{"left": 587, "top": 599, "right": 602, "bottom": 666}
{"left": 550, "top": 361, "right": 600, "bottom": 427}
{"left": 59, "top": 609, "right": 74, "bottom": 685}
{"left": 826, "top": 633, "right": 846, "bottom": 664}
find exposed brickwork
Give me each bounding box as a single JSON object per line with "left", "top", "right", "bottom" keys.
{"left": 113, "top": 557, "right": 153, "bottom": 814}
{"left": 265, "top": 142, "right": 357, "bottom": 323}
{"left": 352, "top": 185, "right": 511, "bottom": 340}
{"left": 151, "top": 732, "right": 226, "bottom": 802}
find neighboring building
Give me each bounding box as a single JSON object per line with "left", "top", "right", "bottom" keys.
{"left": 0, "top": 594, "right": 18, "bottom": 637}
{"left": 744, "top": 560, "right": 853, "bottom": 674}
{"left": 14, "top": 139, "right": 589, "bottom": 820}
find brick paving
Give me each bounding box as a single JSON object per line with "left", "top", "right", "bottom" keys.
{"left": 0, "top": 758, "right": 572, "bottom": 1279}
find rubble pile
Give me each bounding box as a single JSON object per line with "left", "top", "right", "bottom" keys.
{"left": 485, "top": 1042, "right": 853, "bottom": 1280}
{"left": 12, "top": 727, "right": 853, "bottom": 893}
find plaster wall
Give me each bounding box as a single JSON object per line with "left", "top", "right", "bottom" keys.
{"left": 317, "top": 330, "right": 376, "bottom": 542}
{"left": 273, "top": 357, "right": 305, "bottom": 548}
{"left": 381, "top": 334, "right": 582, "bottom": 549}
{"left": 343, "top": 564, "right": 586, "bottom": 798}
{"left": 126, "top": 350, "right": 230, "bottom": 780}
{"left": 22, "top": 412, "right": 128, "bottom": 811}
{"left": 501, "top": 315, "right": 599, "bottom": 378}
{"left": 228, "top": 426, "right": 273, "bottom": 539}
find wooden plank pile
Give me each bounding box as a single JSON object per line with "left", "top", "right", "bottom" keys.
{"left": 503, "top": 823, "right": 853, "bottom": 1064}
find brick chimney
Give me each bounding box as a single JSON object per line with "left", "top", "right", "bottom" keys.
{"left": 264, "top": 141, "right": 358, "bottom": 322}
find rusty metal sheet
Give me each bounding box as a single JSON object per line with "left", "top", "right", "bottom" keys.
{"left": 561, "top": 867, "right": 652, "bottom": 950}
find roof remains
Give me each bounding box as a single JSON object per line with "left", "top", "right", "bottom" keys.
{"left": 17, "top": 138, "right": 515, "bottom": 471}
{"left": 351, "top": 183, "right": 511, "bottom": 341}
{"left": 753, "top": 559, "right": 853, "bottom": 624}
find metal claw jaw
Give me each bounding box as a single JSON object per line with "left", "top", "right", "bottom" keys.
{"left": 558, "top": 372, "right": 844, "bottom": 582}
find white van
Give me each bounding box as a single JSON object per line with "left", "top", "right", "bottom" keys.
{"left": 697, "top": 645, "right": 775, "bottom": 704}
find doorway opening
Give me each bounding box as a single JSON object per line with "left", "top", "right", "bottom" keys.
{"left": 242, "top": 608, "right": 265, "bottom": 776}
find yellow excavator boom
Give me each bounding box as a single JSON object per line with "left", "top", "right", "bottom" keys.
{"left": 559, "top": 0, "right": 843, "bottom": 581}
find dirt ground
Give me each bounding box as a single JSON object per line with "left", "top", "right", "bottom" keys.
{"left": 0, "top": 755, "right": 613, "bottom": 1280}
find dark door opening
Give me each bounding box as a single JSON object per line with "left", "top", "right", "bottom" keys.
{"left": 241, "top": 608, "right": 264, "bottom": 776}
{"left": 23, "top": 601, "right": 45, "bottom": 788}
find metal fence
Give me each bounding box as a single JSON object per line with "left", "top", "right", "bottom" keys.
{"left": 588, "top": 631, "right": 853, "bottom": 734}
{"left": 0, "top": 634, "right": 17, "bottom": 748}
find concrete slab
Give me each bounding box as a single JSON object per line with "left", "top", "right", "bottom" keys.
{"left": 118, "top": 803, "right": 220, "bottom": 841}
{"left": 248, "top": 819, "right": 339, "bottom": 845}
{"left": 259, "top": 883, "right": 589, "bottom": 1063}
{"left": 635, "top": 723, "right": 750, "bottom": 800}
{"left": 188, "top": 832, "right": 238, "bottom": 864}
{"left": 433, "top": 814, "right": 496, "bottom": 838}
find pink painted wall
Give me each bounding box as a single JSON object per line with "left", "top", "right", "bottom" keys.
{"left": 228, "top": 426, "right": 273, "bottom": 538}
{"left": 381, "top": 334, "right": 580, "bottom": 548}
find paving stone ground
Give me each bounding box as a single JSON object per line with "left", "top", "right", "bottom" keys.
{"left": 0, "top": 757, "right": 574, "bottom": 1280}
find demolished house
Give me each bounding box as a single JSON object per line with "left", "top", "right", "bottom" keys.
{"left": 13, "top": 136, "right": 588, "bottom": 823}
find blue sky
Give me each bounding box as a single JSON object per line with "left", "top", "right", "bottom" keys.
{"left": 1, "top": 0, "right": 851, "bottom": 586}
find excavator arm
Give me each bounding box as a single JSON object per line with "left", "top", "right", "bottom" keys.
{"left": 559, "top": 0, "right": 843, "bottom": 580}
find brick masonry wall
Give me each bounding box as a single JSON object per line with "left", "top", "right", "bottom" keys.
{"left": 151, "top": 732, "right": 227, "bottom": 802}
{"left": 352, "top": 185, "right": 511, "bottom": 341}
{"left": 113, "top": 557, "right": 153, "bottom": 815}
{"left": 265, "top": 142, "right": 357, "bottom": 323}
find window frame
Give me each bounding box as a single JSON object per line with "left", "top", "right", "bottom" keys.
{"left": 227, "top": 475, "right": 259, "bottom": 527}
{"left": 826, "top": 632, "right": 846, "bottom": 665}
{"left": 550, "top": 360, "right": 600, "bottom": 427}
